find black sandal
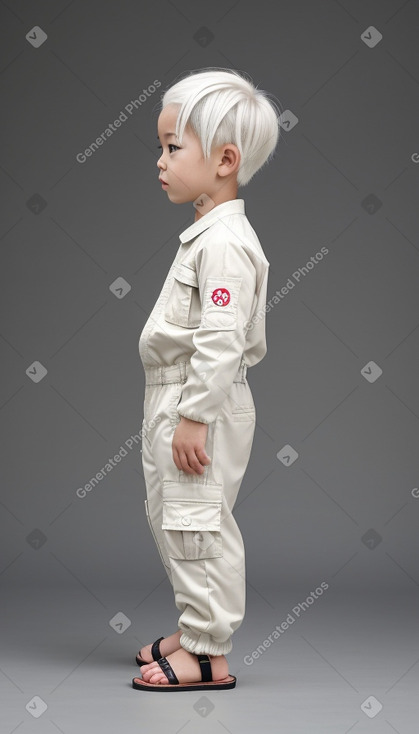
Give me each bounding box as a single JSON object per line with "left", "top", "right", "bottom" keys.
{"left": 135, "top": 635, "right": 165, "bottom": 667}
{"left": 132, "top": 652, "right": 237, "bottom": 691}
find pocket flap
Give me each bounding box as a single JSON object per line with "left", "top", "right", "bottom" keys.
{"left": 172, "top": 262, "right": 199, "bottom": 288}
{"left": 162, "top": 481, "right": 222, "bottom": 532}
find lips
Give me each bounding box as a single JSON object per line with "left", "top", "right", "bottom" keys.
{"left": 159, "top": 178, "right": 168, "bottom": 185}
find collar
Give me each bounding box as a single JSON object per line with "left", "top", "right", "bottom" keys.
{"left": 179, "top": 198, "right": 245, "bottom": 244}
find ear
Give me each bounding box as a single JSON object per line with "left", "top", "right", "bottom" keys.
{"left": 218, "top": 144, "right": 241, "bottom": 177}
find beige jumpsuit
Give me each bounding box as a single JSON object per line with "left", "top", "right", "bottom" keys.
{"left": 138, "top": 198, "right": 269, "bottom": 656}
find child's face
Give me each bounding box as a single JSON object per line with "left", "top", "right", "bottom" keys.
{"left": 157, "top": 104, "right": 231, "bottom": 205}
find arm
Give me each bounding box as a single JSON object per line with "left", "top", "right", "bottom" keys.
{"left": 172, "top": 238, "right": 256, "bottom": 474}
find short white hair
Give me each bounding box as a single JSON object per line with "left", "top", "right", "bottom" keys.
{"left": 157, "top": 67, "right": 282, "bottom": 187}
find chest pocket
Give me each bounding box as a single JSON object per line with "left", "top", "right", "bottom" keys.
{"left": 164, "top": 262, "right": 201, "bottom": 328}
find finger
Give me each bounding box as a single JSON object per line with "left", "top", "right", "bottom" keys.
{"left": 172, "top": 447, "right": 182, "bottom": 471}
{"left": 195, "top": 448, "right": 211, "bottom": 466}
{"left": 185, "top": 449, "right": 206, "bottom": 475}
{"left": 178, "top": 450, "right": 195, "bottom": 474}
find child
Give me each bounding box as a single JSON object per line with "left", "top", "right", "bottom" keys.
{"left": 132, "top": 67, "right": 281, "bottom": 692}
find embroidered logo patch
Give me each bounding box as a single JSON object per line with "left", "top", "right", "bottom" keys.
{"left": 211, "top": 287, "right": 231, "bottom": 307}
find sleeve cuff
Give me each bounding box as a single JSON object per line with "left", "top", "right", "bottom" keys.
{"left": 176, "top": 407, "right": 211, "bottom": 425}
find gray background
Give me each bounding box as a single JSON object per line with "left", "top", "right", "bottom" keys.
{"left": 1, "top": 0, "right": 419, "bottom": 731}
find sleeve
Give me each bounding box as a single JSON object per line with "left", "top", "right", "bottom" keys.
{"left": 176, "top": 238, "right": 257, "bottom": 424}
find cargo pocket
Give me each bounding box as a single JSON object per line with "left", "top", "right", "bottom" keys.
{"left": 164, "top": 262, "right": 201, "bottom": 328}
{"left": 161, "top": 480, "right": 223, "bottom": 560}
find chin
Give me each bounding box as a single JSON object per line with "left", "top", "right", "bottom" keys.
{"left": 167, "top": 191, "right": 190, "bottom": 204}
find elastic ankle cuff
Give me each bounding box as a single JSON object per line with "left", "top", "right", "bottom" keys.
{"left": 180, "top": 631, "right": 232, "bottom": 656}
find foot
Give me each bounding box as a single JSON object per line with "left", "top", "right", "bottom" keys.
{"left": 137, "top": 629, "right": 182, "bottom": 664}
{"left": 135, "top": 646, "right": 230, "bottom": 686}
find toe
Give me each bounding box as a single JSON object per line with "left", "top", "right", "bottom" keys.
{"left": 140, "top": 662, "right": 169, "bottom": 685}
{"left": 149, "top": 670, "right": 169, "bottom": 685}
{"left": 141, "top": 661, "right": 161, "bottom": 681}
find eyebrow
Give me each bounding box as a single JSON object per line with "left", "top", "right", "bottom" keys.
{"left": 156, "top": 133, "right": 177, "bottom": 139}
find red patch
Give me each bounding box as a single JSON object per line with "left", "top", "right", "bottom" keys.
{"left": 211, "top": 287, "right": 231, "bottom": 307}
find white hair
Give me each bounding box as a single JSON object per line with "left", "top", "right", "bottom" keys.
{"left": 157, "top": 67, "right": 282, "bottom": 187}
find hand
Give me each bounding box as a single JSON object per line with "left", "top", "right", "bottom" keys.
{"left": 172, "top": 415, "right": 212, "bottom": 475}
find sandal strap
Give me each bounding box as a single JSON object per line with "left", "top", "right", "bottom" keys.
{"left": 196, "top": 653, "right": 212, "bottom": 682}
{"left": 156, "top": 652, "right": 213, "bottom": 684}
{"left": 151, "top": 636, "right": 164, "bottom": 661}
{"left": 157, "top": 656, "right": 179, "bottom": 684}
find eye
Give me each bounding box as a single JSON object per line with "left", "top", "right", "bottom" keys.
{"left": 157, "top": 144, "right": 179, "bottom": 153}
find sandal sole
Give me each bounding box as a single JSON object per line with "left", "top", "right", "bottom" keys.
{"left": 132, "top": 675, "right": 236, "bottom": 691}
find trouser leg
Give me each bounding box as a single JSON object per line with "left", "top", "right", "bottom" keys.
{"left": 142, "top": 370, "right": 255, "bottom": 656}
{"left": 160, "top": 378, "right": 256, "bottom": 656}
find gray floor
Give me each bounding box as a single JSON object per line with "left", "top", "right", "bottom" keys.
{"left": 1, "top": 584, "right": 418, "bottom": 733}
